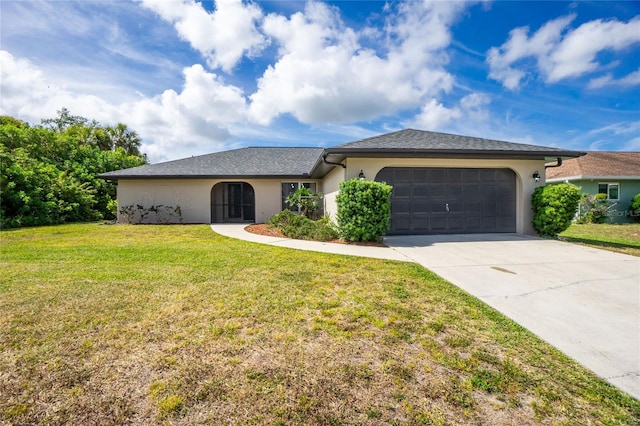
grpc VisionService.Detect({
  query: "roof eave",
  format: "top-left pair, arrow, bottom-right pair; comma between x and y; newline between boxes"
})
323,148 -> 584,160
547,175 -> 640,182
98,173 -> 315,180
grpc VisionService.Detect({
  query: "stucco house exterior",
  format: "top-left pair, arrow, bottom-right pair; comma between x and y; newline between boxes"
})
100,129 -> 583,235
546,151 -> 640,223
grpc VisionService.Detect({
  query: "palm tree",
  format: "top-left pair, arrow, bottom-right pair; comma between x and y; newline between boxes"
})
106,123 -> 141,156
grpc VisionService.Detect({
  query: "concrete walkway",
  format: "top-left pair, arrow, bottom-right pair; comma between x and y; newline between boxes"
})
211,224 -> 640,399
211,224 -> 409,261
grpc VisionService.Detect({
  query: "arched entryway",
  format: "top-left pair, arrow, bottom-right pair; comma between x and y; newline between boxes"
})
210,182 -> 255,223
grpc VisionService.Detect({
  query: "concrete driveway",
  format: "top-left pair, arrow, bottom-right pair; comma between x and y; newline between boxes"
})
384,233 -> 640,400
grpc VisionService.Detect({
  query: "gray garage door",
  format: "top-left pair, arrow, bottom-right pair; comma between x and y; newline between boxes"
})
376,167 -> 516,235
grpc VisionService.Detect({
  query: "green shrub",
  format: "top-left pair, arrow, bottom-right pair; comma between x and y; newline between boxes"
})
629,193 -> 640,223
336,179 -> 392,242
268,211 -> 339,241
531,184 -> 581,237
269,209 -> 296,228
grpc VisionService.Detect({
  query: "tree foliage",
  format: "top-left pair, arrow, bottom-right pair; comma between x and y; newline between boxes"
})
531,184 -> 581,237
0,110 -> 147,228
285,186 -> 323,218
629,193 -> 640,223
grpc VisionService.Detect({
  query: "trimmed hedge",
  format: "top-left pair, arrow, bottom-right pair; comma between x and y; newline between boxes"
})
532,183 -> 581,237
336,179 -> 392,242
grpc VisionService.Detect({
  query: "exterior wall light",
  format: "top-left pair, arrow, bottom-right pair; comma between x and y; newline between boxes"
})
358,170 -> 366,180
532,171 -> 540,182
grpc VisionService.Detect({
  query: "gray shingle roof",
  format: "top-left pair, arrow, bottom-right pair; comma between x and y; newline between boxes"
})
100,129 -> 584,180
326,129 -> 583,157
99,147 -> 324,179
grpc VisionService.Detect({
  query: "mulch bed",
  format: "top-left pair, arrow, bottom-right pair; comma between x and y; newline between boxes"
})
245,224 -> 386,247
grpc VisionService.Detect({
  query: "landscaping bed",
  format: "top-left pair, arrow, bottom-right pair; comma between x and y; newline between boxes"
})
245,223 -> 386,247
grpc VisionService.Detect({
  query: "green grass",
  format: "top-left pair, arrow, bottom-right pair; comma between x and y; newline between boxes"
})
1,223 -> 639,424
560,223 -> 640,257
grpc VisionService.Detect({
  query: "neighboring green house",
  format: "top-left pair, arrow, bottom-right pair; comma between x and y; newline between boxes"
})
546,152 -> 640,223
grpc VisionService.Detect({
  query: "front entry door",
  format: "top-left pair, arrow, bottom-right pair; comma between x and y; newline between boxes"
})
225,183 -> 243,220
211,182 -> 255,223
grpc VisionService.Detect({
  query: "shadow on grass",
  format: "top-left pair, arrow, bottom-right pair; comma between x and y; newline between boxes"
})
561,237 -> 640,256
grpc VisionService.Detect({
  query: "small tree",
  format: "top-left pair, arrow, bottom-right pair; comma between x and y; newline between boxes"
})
577,193 -> 612,224
336,179 -> 392,242
285,187 -> 323,218
531,184 -> 581,237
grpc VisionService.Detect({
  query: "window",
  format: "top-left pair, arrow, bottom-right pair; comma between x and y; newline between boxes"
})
598,183 -> 619,201
281,182 -> 317,211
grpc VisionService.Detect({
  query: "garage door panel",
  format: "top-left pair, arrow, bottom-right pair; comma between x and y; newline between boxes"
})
447,185 -> 463,198
462,169 -> 481,182
447,216 -> 465,232
429,185 -> 446,198
413,199 -> 430,214
376,167 -> 516,235
392,217 -> 411,232
412,215 -> 430,232
447,169 -> 463,183
394,184 -> 412,197
430,169 -> 447,183
429,217 -> 447,232
412,184 -> 429,197
393,200 -> 411,214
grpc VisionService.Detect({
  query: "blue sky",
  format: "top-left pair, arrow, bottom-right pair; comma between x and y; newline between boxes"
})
1,0 -> 638,163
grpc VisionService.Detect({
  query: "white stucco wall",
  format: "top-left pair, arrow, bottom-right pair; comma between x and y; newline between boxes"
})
327,157 -> 545,234
116,178 -> 319,224
320,166 -> 346,221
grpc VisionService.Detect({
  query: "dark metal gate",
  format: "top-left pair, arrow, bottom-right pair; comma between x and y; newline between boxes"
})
211,182 -> 255,223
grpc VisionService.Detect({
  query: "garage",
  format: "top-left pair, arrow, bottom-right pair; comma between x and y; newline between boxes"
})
375,167 -> 516,235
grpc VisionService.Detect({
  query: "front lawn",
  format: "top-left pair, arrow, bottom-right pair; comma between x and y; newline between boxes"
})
560,223 -> 640,257
1,224 -> 638,424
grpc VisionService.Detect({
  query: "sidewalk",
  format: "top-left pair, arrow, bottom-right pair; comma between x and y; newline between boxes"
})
210,223 -> 410,262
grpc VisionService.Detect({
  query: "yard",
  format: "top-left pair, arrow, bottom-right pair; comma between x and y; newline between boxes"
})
560,223 -> 640,257
1,224 -> 638,424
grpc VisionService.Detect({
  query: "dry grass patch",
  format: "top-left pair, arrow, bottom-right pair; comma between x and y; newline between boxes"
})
1,224 -> 638,425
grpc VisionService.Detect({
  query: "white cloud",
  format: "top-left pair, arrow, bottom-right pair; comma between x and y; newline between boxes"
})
0,50 -> 114,124
248,1 -> 466,125
587,69 -> 640,89
487,15 -> 640,90
412,99 -> 462,129
121,64 -> 248,161
411,92 -> 491,130
0,50 -> 249,162
141,0 -> 266,72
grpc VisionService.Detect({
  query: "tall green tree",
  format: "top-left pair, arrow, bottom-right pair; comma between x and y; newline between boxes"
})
0,111 -> 146,228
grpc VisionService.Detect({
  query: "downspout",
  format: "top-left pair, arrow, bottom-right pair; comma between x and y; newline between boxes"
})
544,158 -> 563,169
322,153 -> 346,168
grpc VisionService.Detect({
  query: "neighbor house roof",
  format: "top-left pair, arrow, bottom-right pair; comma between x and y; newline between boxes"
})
99,147 -> 324,179
546,152 -> 640,181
